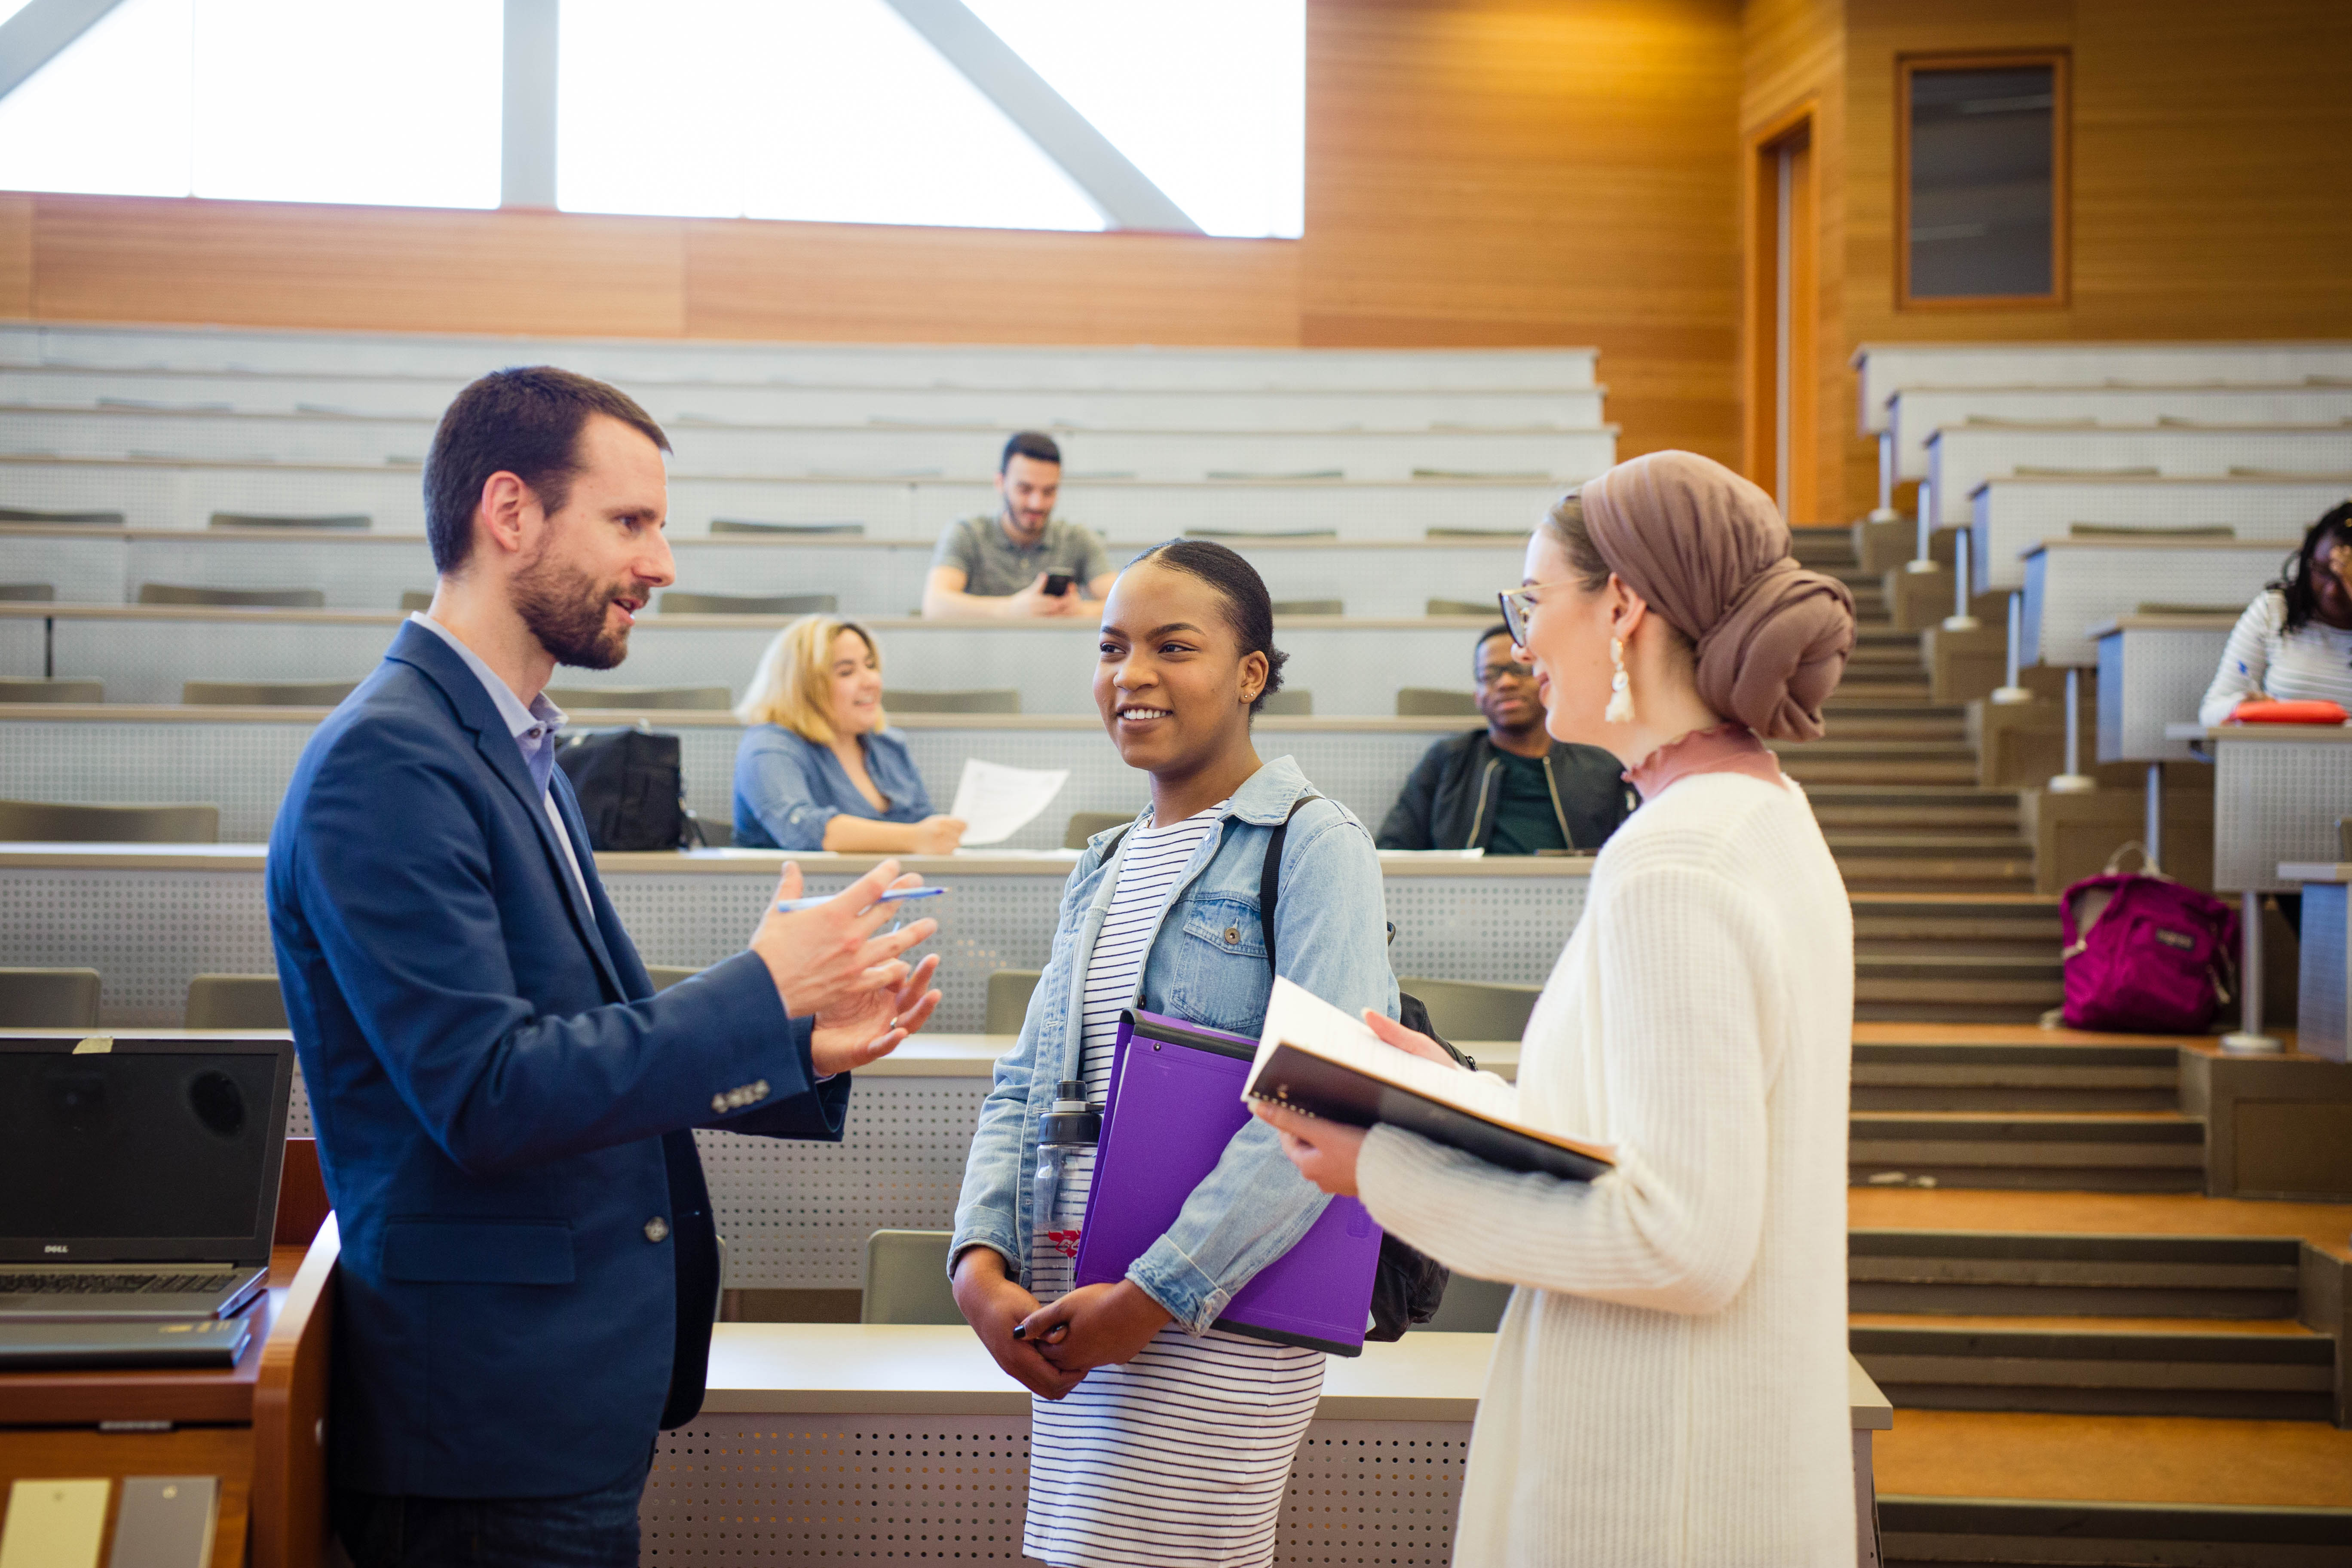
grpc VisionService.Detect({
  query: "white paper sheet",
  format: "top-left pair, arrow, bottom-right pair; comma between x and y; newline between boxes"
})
947,758 -> 1071,846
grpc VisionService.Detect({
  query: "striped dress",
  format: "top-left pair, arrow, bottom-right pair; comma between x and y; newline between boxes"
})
1023,802 -> 1323,1568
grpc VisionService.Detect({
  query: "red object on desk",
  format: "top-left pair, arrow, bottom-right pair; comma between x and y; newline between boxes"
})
2229,699 -> 2350,724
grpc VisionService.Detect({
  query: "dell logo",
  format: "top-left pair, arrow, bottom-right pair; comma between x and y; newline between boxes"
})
43,1244 -> 68,1254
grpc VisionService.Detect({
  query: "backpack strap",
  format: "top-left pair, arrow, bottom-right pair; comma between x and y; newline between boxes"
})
1256,795 -> 1323,979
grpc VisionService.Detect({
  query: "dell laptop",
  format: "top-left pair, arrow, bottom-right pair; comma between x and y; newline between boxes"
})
0,1035 -> 294,1322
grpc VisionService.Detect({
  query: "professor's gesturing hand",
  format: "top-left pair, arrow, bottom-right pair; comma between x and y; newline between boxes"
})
750,860 -> 943,1073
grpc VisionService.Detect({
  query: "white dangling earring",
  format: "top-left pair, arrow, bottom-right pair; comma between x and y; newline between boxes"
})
1604,636 -> 1635,724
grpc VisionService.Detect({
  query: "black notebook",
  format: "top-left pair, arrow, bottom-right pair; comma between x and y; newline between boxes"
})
0,1314 -> 252,1371
1244,979 -> 1614,1184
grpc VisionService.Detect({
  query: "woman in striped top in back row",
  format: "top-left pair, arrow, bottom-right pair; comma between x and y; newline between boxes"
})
949,540 -> 1398,1568
2199,503 -> 2352,726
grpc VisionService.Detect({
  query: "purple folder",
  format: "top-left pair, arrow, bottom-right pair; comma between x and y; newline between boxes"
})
1071,1008 -> 1382,1357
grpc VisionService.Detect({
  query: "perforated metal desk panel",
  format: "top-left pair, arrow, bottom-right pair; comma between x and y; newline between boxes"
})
1923,424 -> 2352,529
2280,863 -> 2349,1064
0,524 -> 1530,617
0,364 -> 1605,432
1887,385 -> 2352,481
0,708 -> 1491,846
1851,340 -> 2352,434
0,404 -> 1615,485
2,605 -> 1519,713
654,1331 -> 1891,1565
4,321 -> 1600,390
2093,617 -> 2237,763
0,846 -> 1589,1032
0,455 -> 1565,541
1968,474 -> 2352,594
2187,726 -> 2352,893
2019,541 -> 2276,668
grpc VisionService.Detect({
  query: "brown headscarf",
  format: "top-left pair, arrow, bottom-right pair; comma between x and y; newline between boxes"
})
1577,450 -> 1856,741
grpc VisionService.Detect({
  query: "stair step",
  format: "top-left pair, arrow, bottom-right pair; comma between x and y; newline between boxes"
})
1878,1497 -> 2352,1567
1851,1319 -> 2335,1421
1829,834 -> 2036,858
1847,1230 -> 2305,1320
1853,1041 -> 2175,1112
1850,1112 -> 2206,1193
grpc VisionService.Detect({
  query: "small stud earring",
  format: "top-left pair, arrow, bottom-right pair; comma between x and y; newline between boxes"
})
1605,636 -> 1635,724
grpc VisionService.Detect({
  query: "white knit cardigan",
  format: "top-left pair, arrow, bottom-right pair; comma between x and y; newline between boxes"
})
1357,771 -> 1855,1568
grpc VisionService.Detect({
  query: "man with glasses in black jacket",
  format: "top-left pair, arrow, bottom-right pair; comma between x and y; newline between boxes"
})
1376,624 -> 1635,854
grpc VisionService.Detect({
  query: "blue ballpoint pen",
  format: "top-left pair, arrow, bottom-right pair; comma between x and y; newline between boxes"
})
773,885 -> 947,914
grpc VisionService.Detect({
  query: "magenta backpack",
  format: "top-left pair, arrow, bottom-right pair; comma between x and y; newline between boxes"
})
2059,845 -> 2239,1034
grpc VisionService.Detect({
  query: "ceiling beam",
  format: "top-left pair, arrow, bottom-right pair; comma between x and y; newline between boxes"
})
879,0 -> 1200,234
0,0 -> 128,104
501,0 -> 560,208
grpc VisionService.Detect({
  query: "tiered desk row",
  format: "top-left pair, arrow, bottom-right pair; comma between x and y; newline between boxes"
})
0,525 -> 1528,615
1854,339 -> 2352,1060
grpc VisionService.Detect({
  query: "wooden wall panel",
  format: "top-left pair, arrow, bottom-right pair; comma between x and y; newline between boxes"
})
1832,0 -> 2352,517
1304,0 -> 1744,466
0,194 -> 31,319
682,220 -> 1298,346
1741,0 -> 1845,519
0,0 -> 1747,465
30,198 -> 689,339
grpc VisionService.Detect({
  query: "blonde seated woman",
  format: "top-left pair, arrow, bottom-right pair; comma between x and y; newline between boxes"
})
731,616 -> 966,854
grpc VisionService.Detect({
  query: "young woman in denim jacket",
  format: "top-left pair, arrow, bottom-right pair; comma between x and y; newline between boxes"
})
949,540 -> 1398,1568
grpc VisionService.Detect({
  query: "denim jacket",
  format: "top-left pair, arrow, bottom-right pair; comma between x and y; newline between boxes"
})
949,756 -> 1400,1334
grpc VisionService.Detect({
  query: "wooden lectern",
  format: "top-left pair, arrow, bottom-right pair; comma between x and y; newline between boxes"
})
0,1140 -> 339,1567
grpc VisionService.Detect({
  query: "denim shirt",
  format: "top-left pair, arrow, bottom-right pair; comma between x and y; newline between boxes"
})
949,756 -> 1400,1334
732,724 -> 934,850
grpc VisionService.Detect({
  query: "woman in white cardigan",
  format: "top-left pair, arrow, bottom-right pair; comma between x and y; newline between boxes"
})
1258,450 -> 1859,1566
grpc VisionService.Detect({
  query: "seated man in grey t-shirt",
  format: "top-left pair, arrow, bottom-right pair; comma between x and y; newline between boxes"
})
921,431 -> 1116,619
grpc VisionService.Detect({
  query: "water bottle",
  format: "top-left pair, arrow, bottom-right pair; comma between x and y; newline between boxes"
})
1032,1079 -> 1102,1256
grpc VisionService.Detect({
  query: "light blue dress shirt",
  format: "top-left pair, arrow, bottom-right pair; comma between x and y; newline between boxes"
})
405,612 -> 590,904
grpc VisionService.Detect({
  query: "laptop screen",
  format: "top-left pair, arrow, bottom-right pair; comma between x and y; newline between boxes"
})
0,1039 -> 292,1263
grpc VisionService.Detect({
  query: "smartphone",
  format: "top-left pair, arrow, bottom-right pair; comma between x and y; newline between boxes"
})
1042,572 -> 1075,598
108,1477 -> 217,1568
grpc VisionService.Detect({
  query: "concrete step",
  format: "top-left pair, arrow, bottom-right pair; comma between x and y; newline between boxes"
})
1852,1112 -> 2206,1193
1851,1317 -> 2336,1422
1879,1496 -> 2352,1568
1847,1231 -> 2305,1320
1853,1040 -> 2177,1113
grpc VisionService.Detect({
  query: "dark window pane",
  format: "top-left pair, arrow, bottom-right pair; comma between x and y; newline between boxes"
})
1908,64 -> 2056,299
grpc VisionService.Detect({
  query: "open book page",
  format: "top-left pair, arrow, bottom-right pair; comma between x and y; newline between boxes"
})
1248,978 -> 1609,1168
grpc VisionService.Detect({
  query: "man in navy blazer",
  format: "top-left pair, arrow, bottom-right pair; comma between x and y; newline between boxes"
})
267,368 -> 942,1567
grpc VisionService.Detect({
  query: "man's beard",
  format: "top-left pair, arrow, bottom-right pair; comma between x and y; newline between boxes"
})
513,542 -> 632,670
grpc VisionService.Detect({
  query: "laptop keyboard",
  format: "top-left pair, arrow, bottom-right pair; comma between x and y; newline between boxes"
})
0,1272 -> 237,1295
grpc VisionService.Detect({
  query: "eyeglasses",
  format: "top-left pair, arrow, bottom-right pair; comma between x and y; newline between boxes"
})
1476,660 -> 1533,687
1496,578 -> 1578,646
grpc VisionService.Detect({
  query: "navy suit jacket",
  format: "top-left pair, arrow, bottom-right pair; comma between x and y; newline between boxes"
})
266,621 -> 851,1498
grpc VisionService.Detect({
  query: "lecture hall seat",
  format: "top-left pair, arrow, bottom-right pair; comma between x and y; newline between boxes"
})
138,582 -> 329,609
985,968 -> 1045,1033
184,973 -> 289,1029
0,506 -> 125,525
882,689 -> 1020,714
183,679 -> 359,706
0,677 -> 104,703
208,511 -> 371,530
1257,689 -> 1313,716
0,583 -> 55,602
0,967 -> 103,1028
1060,814 -> 1134,851
1396,687 -> 1481,717
658,591 -> 839,616
543,685 -> 733,711
861,1230 -> 963,1325
0,799 -> 220,842
1400,975 -> 1543,1044
1271,599 -> 1345,617
709,519 -> 864,536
